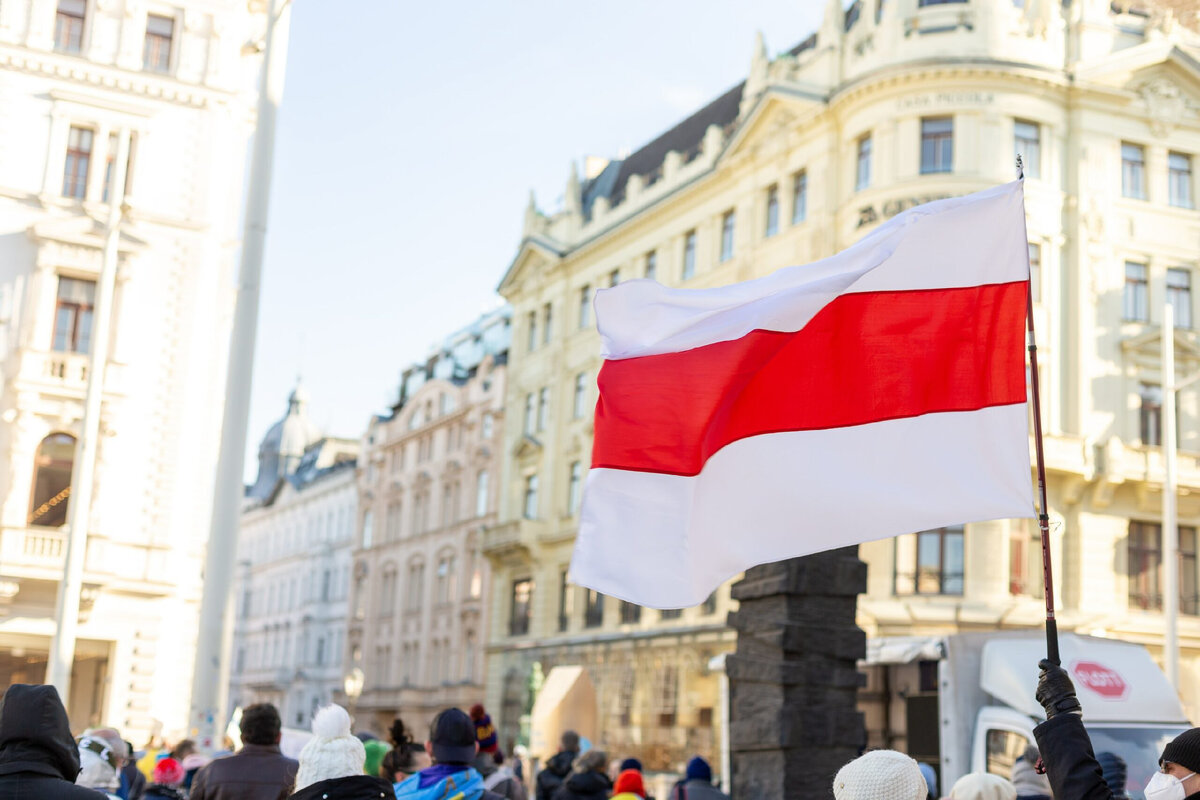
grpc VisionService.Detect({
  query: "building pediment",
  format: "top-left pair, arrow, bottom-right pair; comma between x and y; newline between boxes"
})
29,216 -> 148,252
497,236 -> 566,297
719,88 -> 826,167
1076,43 -> 1200,135
1120,326 -> 1200,370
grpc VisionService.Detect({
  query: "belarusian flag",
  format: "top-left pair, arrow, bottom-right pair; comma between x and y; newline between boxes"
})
571,180 -> 1035,609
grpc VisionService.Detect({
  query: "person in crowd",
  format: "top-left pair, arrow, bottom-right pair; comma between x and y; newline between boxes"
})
136,738 -> 165,783
1035,657 -> 1200,800
535,731 -> 580,800
470,704 -> 526,800
667,756 -> 729,800
918,762 -> 938,800
552,750 -> 611,800
394,707 -> 504,800
832,749 -> 929,800
379,718 -> 430,783
1096,752 -> 1131,799
170,740 -> 196,764
362,737 -> 391,780
290,705 -> 394,800
949,773 -> 1017,800
0,684 -> 106,799
1012,746 -> 1052,800
512,744 -> 528,784
77,728 -> 127,799
118,739 -> 147,800
189,702 -> 299,800
183,752 -> 212,789
612,769 -> 646,799
143,757 -> 188,800
616,758 -> 654,800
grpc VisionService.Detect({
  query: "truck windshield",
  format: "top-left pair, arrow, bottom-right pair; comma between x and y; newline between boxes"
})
1084,725 -> 1189,800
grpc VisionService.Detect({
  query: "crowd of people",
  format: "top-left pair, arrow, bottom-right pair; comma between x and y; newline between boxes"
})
0,686 -> 731,800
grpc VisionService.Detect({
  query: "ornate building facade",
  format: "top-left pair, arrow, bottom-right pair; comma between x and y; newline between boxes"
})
486,0 -> 1200,769
346,307 -> 510,735
0,0 -> 267,737
229,387 -> 358,730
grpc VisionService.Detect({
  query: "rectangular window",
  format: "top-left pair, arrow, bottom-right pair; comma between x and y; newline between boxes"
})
541,302 -> 552,344
1122,142 -> 1146,199
894,526 -> 965,595
792,170 -> 807,223
526,310 -> 537,352
1028,242 -> 1041,304
523,474 -> 539,520
609,269 -> 620,288
578,285 -> 591,329
1169,268 -> 1192,329
1141,384 -> 1163,446
720,210 -> 735,262
523,393 -> 535,436
55,0 -> 86,54
645,250 -> 657,281
1170,152 -> 1193,209
536,387 -> 549,431
856,134 -> 872,190
921,117 -> 954,174
1127,521 -> 1199,613
1124,261 -> 1149,321
475,470 -> 488,517
62,126 -> 93,200
660,608 -> 682,620
568,461 -> 582,515
571,372 -> 589,419
53,277 -> 96,353
558,569 -> 571,632
143,13 -> 174,73
682,230 -> 697,279
584,589 -> 604,628
764,184 -> 779,237
619,600 -> 641,624
1014,120 -> 1041,179
510,579 -> 532,636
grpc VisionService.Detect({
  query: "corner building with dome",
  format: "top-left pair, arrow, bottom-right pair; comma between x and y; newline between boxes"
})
485,0 -> 1200,770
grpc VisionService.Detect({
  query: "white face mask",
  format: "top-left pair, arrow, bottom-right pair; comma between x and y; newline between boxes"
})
1146,770 -> 1196,800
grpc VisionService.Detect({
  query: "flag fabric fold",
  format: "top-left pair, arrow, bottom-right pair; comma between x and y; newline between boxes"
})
570,180 -> 1035,609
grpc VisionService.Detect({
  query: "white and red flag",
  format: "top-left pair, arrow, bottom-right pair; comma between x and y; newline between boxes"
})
571,180 -> 1035,608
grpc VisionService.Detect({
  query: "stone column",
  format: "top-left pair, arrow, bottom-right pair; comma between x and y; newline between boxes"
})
727,547 -> 867,799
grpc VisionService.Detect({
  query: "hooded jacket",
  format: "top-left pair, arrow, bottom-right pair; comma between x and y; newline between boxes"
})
551,769 -> 612,800
0,683 -> 104,800
289,774 -> 394,800
535,751 -> 576,800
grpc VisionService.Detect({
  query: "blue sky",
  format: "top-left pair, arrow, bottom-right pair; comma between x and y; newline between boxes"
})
245,2 -> 826,473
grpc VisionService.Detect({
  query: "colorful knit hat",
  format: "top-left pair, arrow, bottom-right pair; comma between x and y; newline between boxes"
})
469,704 -> 498,753
152,757 -> 185,787
614,769 -> 646,797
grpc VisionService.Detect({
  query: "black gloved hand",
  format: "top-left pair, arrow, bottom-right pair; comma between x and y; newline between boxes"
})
1036,658 -> 1082,719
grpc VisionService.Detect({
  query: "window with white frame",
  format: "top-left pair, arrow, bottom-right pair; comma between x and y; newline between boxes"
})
578,284 -> 592,329
645,250 -> 657,281
542,302 -> 552,344
143,13 -> 174,73
720,210 -> 735,262
765,184 -> 779,237
573,372 -> 588,419
1014,120 -> 1040,179
1124,261 -> 1149,321
62,126 -> 94,200
526,310 -> 537,352
856,134 -> 872,190
55,0 -> 86,54
921,117 -> 953,174
792,170 -> 807,223
682,230 -> 697,279
1122,143 -> 1146,199
1169,268 -> 1192,329
475,470 -> 489,517
1170,152 -> 1193,209
568,461 -> 582,516
1140,383 -> 1163,446
523,474 -> 539,520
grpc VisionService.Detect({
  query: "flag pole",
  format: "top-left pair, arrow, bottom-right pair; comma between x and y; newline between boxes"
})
1018,155 -> 1061,666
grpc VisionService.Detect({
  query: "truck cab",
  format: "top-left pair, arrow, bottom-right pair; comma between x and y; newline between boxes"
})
860,632 -> 1191,799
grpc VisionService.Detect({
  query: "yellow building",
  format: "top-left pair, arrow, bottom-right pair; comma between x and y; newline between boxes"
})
485,0 -> 1200,766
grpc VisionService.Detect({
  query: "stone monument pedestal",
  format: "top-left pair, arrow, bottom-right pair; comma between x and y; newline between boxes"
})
727,547 -> 867,799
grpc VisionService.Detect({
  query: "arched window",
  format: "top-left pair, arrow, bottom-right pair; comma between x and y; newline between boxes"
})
29,433 -> 75,527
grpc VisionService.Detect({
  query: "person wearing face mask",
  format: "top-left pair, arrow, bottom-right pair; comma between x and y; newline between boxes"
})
1033,658 -> 1200,800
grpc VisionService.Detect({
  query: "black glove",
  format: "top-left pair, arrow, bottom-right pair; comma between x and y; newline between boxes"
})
1036,658 -> 1082,719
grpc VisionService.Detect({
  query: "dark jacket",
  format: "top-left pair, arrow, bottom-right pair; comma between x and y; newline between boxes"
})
290,775 -> 395,800
1033,714 -> 1116,800
143,786 -> 188,800
120,760 -> 147,800
535,752 -> 576,800
188,743 -> 299,800
0,683 -> 103,800
473,753 -> 527,800
668,780 -> 730,800
551,770 -> 611,800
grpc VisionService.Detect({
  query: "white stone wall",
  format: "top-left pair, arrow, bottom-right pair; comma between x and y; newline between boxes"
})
0,0 -> 264,739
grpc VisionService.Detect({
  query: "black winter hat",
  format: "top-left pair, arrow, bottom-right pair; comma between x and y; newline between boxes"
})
428,708 -> 476,765
1161,728 -> 1200,774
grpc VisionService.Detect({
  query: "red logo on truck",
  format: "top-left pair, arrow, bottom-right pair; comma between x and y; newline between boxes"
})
1070,661 -> 1129,699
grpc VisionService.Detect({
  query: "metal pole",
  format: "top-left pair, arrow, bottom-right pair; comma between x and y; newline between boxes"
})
46,129 -> 131,698
1163,302 -> 1180,691
188,0 -> 292,749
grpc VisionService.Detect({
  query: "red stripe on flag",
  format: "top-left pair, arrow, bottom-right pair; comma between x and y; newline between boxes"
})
592,280 -> 1028,476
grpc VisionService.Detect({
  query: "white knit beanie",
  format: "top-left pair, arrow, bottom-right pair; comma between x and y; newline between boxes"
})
294,705 -> 366,792
949,772 -> 1017,800
832,750 -> 928,800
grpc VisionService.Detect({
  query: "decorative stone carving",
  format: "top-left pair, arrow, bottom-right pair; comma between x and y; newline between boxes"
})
1139,79 -> 1187,138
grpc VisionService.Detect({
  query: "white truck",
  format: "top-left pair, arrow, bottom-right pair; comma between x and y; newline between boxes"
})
859,632 -> 1191,799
